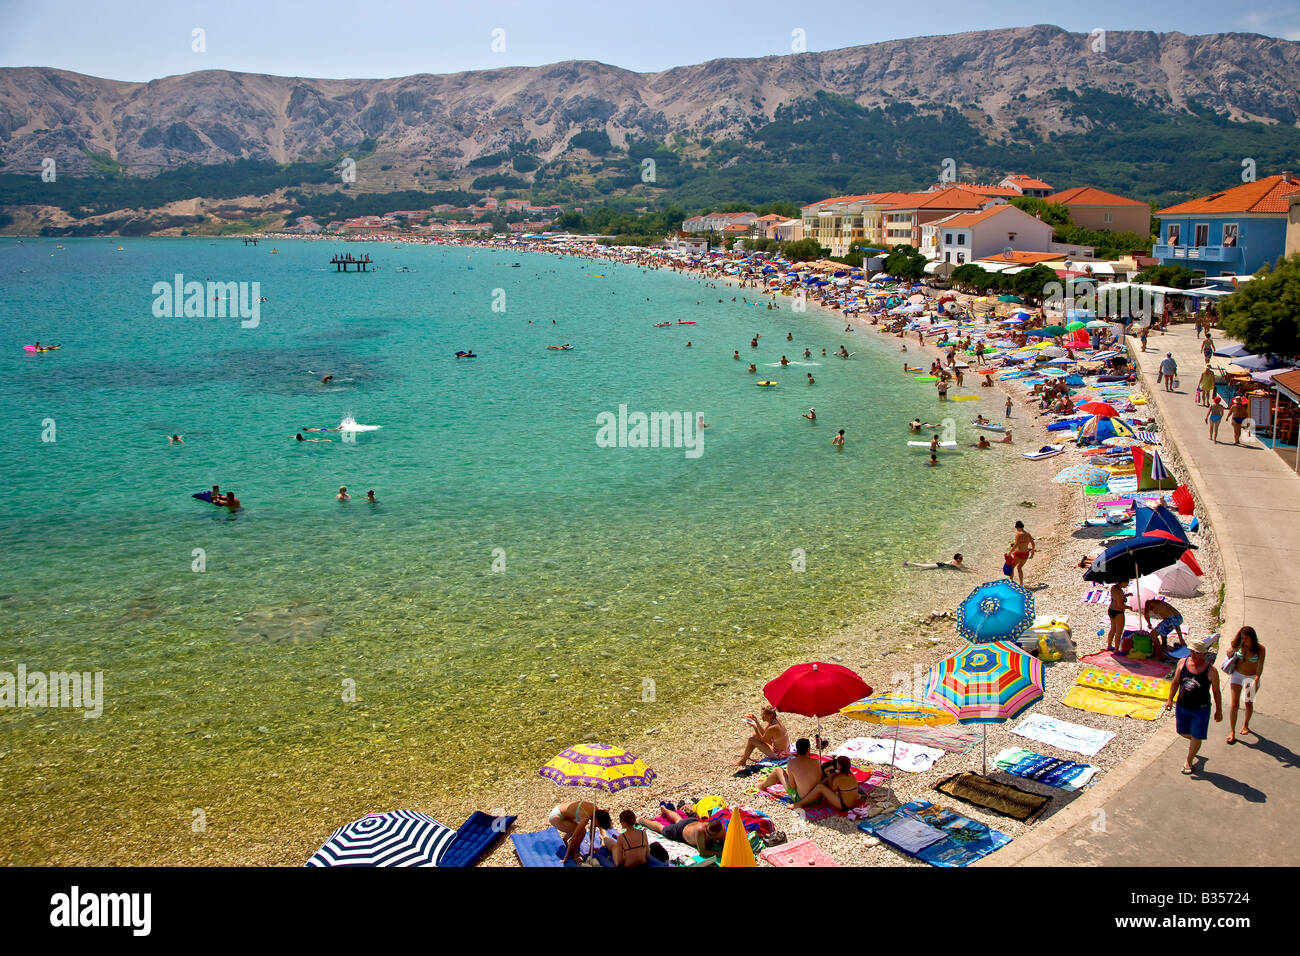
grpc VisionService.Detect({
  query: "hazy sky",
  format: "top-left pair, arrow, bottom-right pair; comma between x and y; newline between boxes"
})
3,0 -> 1298,81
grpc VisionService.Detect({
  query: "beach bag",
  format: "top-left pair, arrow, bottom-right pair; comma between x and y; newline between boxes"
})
1002,553 -> 1014,577
1220,654 -> 1238,675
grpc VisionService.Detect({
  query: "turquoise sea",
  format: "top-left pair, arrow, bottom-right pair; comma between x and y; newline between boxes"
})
0,238 -> 1005,862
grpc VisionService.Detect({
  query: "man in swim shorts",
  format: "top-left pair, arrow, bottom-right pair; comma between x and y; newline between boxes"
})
760,738 -> 821,808
1143,598 -> 1185,647
640,809 -> 725,855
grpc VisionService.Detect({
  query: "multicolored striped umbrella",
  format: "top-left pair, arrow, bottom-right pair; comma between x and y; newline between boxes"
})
925,642 -> 1044,772
539,743 -> 657,792
956,580 -> 1036,644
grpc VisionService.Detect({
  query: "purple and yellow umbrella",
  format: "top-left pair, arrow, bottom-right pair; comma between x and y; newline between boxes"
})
925,641 -> 1044,772
539,743 -> 656,792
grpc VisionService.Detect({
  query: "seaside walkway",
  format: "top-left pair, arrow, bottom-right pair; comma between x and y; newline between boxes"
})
991,323 -> 1300,866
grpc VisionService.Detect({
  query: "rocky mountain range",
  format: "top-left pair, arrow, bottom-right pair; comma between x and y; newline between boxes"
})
2,24 -> 1299,232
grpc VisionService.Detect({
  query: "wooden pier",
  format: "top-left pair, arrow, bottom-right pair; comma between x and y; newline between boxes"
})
330,253 -> 373,272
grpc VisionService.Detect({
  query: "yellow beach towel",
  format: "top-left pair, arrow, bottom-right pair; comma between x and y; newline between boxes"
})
1077,666 -> 1170,700
1061,686 -> 1164,719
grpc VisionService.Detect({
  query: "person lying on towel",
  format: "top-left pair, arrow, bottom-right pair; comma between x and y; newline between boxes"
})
638,808 -> 725,856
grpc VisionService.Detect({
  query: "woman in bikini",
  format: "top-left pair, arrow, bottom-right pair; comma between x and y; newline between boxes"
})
1206,396 -> 1224,442
1225,626 -> 1265,745
733,705 -> 791,766
791,756 -> 862,812
1229,396 -> 1249,444
1106,580 -> 1128,651
1009,521 -> 1035,587
608,810 -> 650,867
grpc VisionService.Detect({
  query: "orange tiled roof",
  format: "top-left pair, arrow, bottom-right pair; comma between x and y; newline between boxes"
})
1045,187 -> 1147,207
1004,174 -> 1054,190
1156,174 -> 1300,215
885,187 -> 993,211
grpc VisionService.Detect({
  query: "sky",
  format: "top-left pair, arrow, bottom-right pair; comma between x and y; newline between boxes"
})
2,0 -> 1298,81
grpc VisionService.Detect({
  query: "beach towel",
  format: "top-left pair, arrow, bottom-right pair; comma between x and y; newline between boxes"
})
934,772 -> 1052,822
1012,713 -> 1115,756
881,724 -> 980,754
645,832 -> 697,864
707,806 -> 775,837
759,838 -> 839,867
438,811 -> 517,867
858,801 -> 1012,867
1061,685 -> 1164,720
876,818 -> 948,854
1080,650 -> 1173,680
993,747 -> 1099,791
732,756 -> 785,777
1076,666 -> 1170,700
834,737 -> 945,772
757,785 -> 837,821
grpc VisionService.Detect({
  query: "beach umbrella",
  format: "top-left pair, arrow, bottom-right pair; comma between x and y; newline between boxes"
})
1040,325 -> 1068,337
540,743 -> 657,859
924,642 -> 1044,772
840,691 -> 958,801
1079,401 -> 1121,417
1133,503 -> 1191,546
998,295 -> 1024,303
1084,532 -> 1195,589
956,580 -> 1036,645
1065,321 -> 1087,331
306,810 -> 456,867
1086,320 -> 1113,330
1054,462 -> 1111,486
1149,449 -> 1171,483
765,662 -> 871,754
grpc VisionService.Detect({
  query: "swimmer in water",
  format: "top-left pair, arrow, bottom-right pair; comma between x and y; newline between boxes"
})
803,408 -> 816,421
780,356 -> 789,366
803,348 -> 811,358
220,490 -> 241,511
832,429 -> 845,448
296,433 -> 331,443
698,415 -> 708,429
786,333 -> 793,341
733,350 -> 740,360
686,341 -> 692,347
807,373 -> 815,385
927,453 -> 940,467
976,435 -> 991,449
750,338 -> 758,348
748,364 -> 757,374
838,346 -> 849,358
929,435 -> 941,453
909,419 -> 922,433
366,490 -> 377,502
904,554 -> 964,570
168,434 -> 183,444
321,375 -> 334,384
999,429 -> 1013,444
337,486 -> 351,501
821,349 -> 827,357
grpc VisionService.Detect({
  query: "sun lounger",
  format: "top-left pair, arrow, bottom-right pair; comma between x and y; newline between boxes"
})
438,811 -> 517,867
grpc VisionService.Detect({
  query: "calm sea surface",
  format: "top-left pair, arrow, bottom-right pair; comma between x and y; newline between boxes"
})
0,237 -> 1004,860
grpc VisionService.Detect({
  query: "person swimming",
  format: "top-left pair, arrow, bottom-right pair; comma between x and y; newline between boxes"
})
976,435 -> 991,449
909,419 -> 922,432
168,434 -> 183,444
366,490 -> 377,502
780,356 -> 789,366
904,554 -> 964,570
295,433 -> 330,443
747,363 -> 757,374
802,407 -> 816,421
337,486 -> 351,501
927,453 -> 940,466
807,373 -> 815,385
803,348 -> 811,358
321,375 -> 334,384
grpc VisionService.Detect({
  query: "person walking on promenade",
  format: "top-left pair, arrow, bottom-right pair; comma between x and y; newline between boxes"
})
1224,626 -> 1265,745
1229,395 -> 1250,444
1202,335 -> 1215,365
1198,365 -> 1216,407
1163,638 -> 1222,775
1159,352 -> 1178,392
1206,395 -> 1225,442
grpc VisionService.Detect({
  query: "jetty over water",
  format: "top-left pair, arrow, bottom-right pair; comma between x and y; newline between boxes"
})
330,253 -> 373,272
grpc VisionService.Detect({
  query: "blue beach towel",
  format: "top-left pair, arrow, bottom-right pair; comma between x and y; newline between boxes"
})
859,800 -> 1011,867
439,811 -> 517,868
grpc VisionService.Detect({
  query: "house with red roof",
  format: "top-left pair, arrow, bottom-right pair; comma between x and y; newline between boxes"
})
880,187 -> 1002,249
1153,172 -> 1300,276
1044,187 -> 1149,235
920,204 -> 1055,265
1000,174 -> 1054,198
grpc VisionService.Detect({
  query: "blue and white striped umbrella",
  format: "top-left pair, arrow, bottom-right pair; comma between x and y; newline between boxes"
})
306,810 -> 455,867
1149,450 -> 1169,482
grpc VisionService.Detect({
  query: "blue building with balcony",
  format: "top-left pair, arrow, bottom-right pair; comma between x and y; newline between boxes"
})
1153,173 -> 1300,277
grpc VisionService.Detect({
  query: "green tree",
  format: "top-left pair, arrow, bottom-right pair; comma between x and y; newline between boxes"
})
1133,264 -> 1199,289
884,244 -> 927,280
1220,254 -> 1300,358
1012,265 -> 1060,302
781,237 -> 827,261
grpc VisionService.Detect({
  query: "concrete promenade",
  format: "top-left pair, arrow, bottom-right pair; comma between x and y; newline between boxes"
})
991,323 -> 1300,866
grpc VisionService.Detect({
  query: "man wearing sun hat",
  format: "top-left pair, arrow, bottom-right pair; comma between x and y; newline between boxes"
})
1163,638 -> 1222,775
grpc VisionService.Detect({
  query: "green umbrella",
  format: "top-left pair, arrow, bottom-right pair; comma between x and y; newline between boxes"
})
1038,325 -> 1068,337
1065,321 -> 1087,331
997,295 -> 1023,303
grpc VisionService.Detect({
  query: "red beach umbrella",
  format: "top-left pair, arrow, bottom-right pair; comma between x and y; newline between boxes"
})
1078,401 -> 1120,417
764,662 -> 870,754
